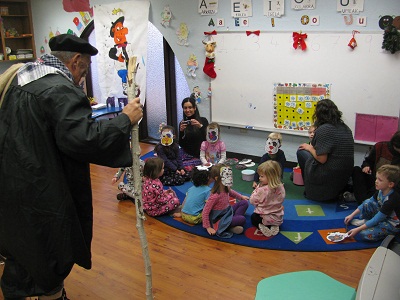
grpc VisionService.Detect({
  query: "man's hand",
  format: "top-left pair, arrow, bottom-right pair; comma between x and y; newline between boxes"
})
122,97 -> 143,124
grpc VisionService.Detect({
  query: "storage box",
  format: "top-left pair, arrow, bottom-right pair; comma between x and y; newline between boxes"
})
293,167 -> 304,186
241,169 -> 255,181
0,7 -> 9,15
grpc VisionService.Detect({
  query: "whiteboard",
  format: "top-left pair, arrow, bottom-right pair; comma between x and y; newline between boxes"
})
211,31 -> 400,135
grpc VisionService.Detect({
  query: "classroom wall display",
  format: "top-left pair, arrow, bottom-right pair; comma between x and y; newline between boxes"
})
354,113 -> 399,142
93,1 -> 149,102
274,82 -> 330,131
210,31 -> 400,140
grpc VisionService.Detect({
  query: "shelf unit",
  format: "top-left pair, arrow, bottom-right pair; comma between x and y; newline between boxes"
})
0,0 -> 35,63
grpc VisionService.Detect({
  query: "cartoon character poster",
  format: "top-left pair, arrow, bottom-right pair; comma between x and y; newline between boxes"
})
94,1 -> 149,103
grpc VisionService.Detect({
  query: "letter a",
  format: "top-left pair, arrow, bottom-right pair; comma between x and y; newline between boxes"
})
200,0 -> 207,9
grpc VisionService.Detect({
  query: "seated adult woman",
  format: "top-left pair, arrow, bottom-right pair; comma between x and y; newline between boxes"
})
179,96 -> 209,169
296,99 -> 354,201
347,130 -> 400,203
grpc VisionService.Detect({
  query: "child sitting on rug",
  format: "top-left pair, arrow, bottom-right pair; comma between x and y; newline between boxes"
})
250,160 -> 285,237
344,164 -> 400,242
181,168 -> 212,224
202,164 -> 249,238
142,157 -> 181,217
155,124 -> 190,186
111,160 -> 144,201
253,132 -> 286,188
200,122 -> 227,166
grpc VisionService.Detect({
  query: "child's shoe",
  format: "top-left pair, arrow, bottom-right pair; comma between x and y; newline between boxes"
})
343,191 -> 356,203
351,218 -> 366,226
229,226 -> 244,234
258,223 -> 272,237
269,225 -> 280,236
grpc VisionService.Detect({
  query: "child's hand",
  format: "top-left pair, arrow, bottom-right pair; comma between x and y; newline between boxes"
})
179,169 -> 186,175
242,195 -> 250,201
112,177 -> 117,184
252,181 -> 258,189
207,227 -> 216,235
344,215 -> 353,225
347,227 -> 361,238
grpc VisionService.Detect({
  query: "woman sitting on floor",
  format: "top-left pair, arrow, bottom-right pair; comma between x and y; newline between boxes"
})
296,99 -> 354,201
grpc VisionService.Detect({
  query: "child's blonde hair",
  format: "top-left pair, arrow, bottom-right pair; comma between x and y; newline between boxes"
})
143,157 -> 164,179
268,132 -> 282,144
257,160 -> 282,189
376,164 -> 400,186
210,163 -> 229,194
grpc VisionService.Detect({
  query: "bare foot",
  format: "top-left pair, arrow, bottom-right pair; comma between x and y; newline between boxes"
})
172,212 -> 181,218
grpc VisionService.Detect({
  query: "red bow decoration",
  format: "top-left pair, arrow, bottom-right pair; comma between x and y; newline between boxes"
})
293,31 -> 307,51
246,30 -> 260,36
348,30 -> 360,50
204,30 -> 217,36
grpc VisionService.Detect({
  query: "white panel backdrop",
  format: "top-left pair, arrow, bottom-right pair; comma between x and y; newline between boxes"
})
94,0 -> 149,104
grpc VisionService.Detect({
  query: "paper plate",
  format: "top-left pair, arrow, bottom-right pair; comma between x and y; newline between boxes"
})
244,162 -> 255,167
239,159 -> 252,165
196,164 -> 213,171
326,232 -> 349,243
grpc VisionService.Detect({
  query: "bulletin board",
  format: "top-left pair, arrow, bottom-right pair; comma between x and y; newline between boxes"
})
274,82 -> 330,130
210,31 -> 400,138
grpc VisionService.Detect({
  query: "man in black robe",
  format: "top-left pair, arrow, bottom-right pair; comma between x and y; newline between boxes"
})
0,34 -> 143,299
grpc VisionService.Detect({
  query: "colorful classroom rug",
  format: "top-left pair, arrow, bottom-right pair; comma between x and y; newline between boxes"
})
140,151 -> 382,252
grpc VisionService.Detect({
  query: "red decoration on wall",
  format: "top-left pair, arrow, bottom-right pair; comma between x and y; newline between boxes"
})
293,31 -> 308,51
246,30 -> 260,36
63,0 -> 93,15
204,30 -> 217,35
348,30 -> 360,50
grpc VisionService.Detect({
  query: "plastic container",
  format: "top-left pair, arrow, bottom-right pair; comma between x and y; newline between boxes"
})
241,169 -> 255,181
293,167 -> 304,186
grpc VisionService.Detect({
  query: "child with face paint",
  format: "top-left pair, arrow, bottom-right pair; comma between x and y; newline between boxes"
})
200,122 -> 227,166
202,164 -> 249,238
252,132 -> 286,189
155,125 -> 190,186
250,160 -> 286,237
142,157 -> 181,217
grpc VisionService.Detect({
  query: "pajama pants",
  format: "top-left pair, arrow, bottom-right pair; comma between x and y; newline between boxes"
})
358,198 -> 400,241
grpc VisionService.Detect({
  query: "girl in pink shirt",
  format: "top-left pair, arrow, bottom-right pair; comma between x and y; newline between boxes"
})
202,164 -> 249,238
250,160 -> 285,237
200,122 -> 227,165
142,157 -> 181,217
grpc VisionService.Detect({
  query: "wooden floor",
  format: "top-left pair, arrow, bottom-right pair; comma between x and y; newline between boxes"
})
0,143 -> 376,300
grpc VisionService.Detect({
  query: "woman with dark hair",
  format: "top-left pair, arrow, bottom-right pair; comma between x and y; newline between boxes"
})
345,130 -> 400,204
179,96 -> 209,169
296,99 -> 354,201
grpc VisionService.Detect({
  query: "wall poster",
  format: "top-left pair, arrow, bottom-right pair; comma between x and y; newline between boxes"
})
273,82 -> 331,131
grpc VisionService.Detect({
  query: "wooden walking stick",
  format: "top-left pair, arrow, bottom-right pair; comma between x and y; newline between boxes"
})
127,56 -> 153,299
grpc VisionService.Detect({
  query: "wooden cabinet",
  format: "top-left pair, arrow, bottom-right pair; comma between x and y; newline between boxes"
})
0,0 -> 35,63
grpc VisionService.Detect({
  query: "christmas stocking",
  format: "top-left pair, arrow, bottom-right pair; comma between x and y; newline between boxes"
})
203,57 -> 216,78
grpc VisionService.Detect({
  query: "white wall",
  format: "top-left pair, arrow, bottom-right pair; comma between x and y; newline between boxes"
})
30,0 -> 400,164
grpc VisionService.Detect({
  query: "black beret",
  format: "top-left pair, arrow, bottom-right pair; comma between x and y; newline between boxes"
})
49,34 -> 98,56
110,16 -> 125,37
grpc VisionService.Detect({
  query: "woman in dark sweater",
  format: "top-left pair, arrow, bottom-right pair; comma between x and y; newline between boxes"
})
296,99 -> 354,201
179,96 -> 209,168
